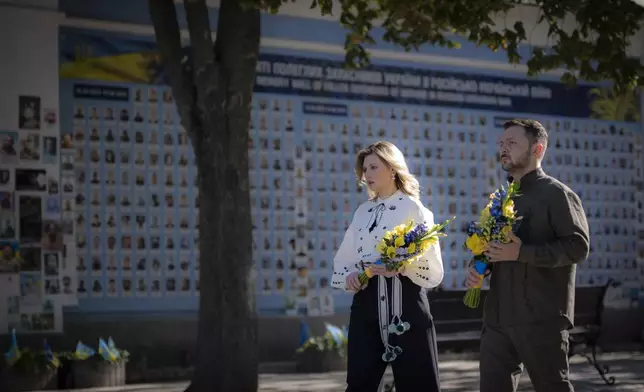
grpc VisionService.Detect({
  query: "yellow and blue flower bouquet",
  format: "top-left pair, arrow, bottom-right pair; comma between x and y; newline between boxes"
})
358,217 -> 453,285
463,182 -> 521,308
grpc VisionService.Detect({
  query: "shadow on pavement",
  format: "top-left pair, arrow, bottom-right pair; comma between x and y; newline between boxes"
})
49,351 -> 644,392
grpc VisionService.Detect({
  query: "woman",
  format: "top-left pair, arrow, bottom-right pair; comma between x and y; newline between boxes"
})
331,141 -> 444,392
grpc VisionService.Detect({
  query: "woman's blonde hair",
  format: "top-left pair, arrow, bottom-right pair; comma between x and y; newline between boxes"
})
355,141 -> 420,200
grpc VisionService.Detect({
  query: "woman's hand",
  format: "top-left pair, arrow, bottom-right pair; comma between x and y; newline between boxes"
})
369,264 -> 404,278
346,271 -> 365,292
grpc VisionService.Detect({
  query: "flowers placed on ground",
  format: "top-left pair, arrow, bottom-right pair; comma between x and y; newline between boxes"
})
296,322 -> 347,356
62,337 -> 128,364
3,330 -> 61,374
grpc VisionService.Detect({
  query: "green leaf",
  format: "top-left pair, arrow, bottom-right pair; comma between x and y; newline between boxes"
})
323,0 -> 644,90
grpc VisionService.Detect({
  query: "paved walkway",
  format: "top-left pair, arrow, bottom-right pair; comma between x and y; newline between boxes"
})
46,352 -> 644,392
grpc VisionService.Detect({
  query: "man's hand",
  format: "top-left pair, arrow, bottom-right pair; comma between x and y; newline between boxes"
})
369,264 -> 403,278
346,271 -> 365,292
484,232 -> 522,262
466,267 -> 484,289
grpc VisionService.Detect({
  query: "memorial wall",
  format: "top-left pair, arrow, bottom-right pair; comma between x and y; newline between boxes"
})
0,5 -> 71,334
0,1 -> 642,335
51,26 -> 644,319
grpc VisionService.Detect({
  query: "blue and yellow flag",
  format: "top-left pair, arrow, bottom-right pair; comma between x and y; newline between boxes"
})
299,321 -> 311,346
74,341 -> 96,360
43,340 -> 60,368
4,329 -> 21,366
107,337 -> 121,359
98,338 -> 117,361
324,323 -> 345,345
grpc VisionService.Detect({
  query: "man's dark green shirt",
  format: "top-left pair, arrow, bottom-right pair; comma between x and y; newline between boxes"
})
483,168 -> 590,327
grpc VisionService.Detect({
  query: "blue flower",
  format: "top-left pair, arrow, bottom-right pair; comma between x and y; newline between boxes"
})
467,222 -> 479,236
405,223 -> 428,243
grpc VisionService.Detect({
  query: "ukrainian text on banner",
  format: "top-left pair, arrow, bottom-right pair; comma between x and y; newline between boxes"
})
60,27 -> 639,122
254,54 -> 639,121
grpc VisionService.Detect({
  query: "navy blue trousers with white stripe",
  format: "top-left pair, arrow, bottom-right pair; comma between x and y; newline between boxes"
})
345,275 -> 441,392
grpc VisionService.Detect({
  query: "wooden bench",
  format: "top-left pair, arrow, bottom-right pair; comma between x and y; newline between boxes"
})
568,279 -> 618,385
430,289 -> 485,350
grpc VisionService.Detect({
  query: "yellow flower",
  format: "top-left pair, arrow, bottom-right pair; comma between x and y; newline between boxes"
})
407,242 -> 416,254
386,246 -> 396,259
394,224 -> 406,236
502,199 -> 515,217
500,225 -> 513,238
376,239 -> 387,254
465,233 -> 487,256
394,235 -> 405,248
419,239 -> 433,252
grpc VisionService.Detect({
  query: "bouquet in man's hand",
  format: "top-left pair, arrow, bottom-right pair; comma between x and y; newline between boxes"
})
463,182 -> 521,308
358,217 -> 453,285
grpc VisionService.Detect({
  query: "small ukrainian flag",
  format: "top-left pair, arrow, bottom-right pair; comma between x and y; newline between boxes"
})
4,329 -> 21,366
107,337 -> 121,359
43,340 -> 61,368
299,321 -> 311,347
324,323 -> 345,345
98,338 -> 117,361
74,341 -> 96,360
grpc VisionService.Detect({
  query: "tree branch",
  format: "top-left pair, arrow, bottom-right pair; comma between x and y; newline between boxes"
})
183,0 -> 220,116
148,0 -> 200,142
319,0 -> 644,90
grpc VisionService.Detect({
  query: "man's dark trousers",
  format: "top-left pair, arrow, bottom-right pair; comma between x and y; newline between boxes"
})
479,321 -> 573,392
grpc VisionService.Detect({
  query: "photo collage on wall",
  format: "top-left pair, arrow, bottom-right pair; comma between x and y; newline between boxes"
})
252,97 -> 644,306
0,95 -> 71,334
62,86 -> 200,302
62,86 -> 644,317
55,25 -> 643,315
527,119 -> 644,291
249,96 -> 337,316
290,104 -> 501,295
249,97 -> 506,314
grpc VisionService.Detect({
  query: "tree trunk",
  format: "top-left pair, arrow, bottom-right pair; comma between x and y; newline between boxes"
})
149,0 -> 260,391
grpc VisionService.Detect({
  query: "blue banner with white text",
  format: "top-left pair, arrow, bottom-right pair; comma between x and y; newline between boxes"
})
60,27 -> 639,122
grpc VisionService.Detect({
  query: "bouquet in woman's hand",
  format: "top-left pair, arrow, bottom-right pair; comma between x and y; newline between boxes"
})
463,182 -> 521,308
358,217 -> 453,285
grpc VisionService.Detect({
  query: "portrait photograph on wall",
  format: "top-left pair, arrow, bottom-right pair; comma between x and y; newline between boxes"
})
18,95 -> 41,130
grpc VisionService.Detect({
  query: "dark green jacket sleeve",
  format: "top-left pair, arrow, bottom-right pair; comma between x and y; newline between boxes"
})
517,187 -> 590,268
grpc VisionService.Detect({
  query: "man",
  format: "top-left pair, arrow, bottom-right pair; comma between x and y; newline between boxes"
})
467,119 -> 590,392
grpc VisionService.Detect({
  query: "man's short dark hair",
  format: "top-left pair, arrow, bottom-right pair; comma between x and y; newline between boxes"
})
503,119 -> 548,147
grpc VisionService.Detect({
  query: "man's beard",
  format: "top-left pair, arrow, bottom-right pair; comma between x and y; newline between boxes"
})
501,151 -> 530,172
